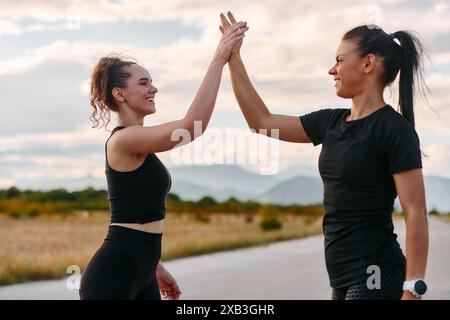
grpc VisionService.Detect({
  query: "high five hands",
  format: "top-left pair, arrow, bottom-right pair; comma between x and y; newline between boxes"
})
219,11 -> 247,59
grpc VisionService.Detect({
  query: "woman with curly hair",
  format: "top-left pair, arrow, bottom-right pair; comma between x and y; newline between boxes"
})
79,20 -> 248,300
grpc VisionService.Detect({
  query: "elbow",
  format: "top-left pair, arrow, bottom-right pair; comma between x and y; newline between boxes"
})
182,117 -> 207,142
244,114 -> 263,132
248,118 -> 261,130
403,206 -> 428,223
247,114 -> 270,133
247,122 -> 259,132
245,123 -> 262,136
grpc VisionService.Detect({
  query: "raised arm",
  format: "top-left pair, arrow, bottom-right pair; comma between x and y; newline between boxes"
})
221,12 -> 311,143
115,21 -> 248,155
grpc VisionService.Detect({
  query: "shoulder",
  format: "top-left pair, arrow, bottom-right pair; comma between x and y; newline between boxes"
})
318,107 -> 349,126
383,105 -> 410,122
314,107 -> 349,116
300,107 -> 348,121
321,107 -> 349,117
373,105 -> 420,148
106,127 -> 136,157
299,107 -> 349,133
381,106 -> 418,135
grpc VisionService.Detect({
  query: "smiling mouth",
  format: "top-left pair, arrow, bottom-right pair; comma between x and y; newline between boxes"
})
146,97 -> 155,103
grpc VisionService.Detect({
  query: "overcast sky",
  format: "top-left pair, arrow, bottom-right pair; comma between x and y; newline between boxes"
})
1,0 -> 450,190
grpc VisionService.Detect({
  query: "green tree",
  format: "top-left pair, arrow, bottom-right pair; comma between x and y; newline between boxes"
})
429,208 -> 440,216
196,196 -> 217,209
6,186 -> 20,198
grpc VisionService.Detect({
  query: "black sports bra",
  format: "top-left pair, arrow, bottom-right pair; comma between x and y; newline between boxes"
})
105,126 -> 172,223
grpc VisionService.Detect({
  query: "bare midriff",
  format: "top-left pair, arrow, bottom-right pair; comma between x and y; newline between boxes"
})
110,219 -> 164,234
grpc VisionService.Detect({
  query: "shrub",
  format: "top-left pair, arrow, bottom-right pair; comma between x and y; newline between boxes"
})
193,212 -> 211,223
244,213 -> 254,223
428,208 -> 440,216
27,208 -> 40,218
258,204 -> 282,231
8,211 -> 21,219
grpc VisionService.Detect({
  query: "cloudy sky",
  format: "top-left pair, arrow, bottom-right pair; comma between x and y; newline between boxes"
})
1,0 -> 450,190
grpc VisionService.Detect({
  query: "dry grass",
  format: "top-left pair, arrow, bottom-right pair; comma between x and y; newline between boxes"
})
0,211 -> 322,285
437,215 -> 450,223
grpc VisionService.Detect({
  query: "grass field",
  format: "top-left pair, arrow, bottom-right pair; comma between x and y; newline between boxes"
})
0,211 -> 323,285
437,214 -> 450,223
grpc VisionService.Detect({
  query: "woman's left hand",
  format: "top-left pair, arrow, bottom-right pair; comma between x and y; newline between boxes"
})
156,263 -> 182,300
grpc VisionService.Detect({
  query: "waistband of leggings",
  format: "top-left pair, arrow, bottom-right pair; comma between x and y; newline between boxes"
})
106,225 -> 162,241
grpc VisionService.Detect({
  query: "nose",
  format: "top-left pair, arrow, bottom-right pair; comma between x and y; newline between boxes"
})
328,66 -> 336,76
150,84 -> 158,94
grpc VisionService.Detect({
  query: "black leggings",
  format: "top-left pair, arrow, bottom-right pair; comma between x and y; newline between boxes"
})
79,225 -> 162,300
331,269 -> 406,300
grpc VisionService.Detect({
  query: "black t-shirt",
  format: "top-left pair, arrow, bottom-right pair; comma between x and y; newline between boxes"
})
299,104 -> 422,288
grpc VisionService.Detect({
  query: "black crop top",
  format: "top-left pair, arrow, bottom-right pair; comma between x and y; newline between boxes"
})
105,126 -> 172,224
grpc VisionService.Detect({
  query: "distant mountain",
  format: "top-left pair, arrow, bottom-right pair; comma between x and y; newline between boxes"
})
258,175 -> 450,212
12,165 -> 450,213
170,180 -> 257,202
169,164 -> 278,194
260,176 -> 323,205
167,165 -> 319,206
16,174 -> 106,192
170,180 -> 212,201
170,166 -> 450,213
270,164 -> 320,182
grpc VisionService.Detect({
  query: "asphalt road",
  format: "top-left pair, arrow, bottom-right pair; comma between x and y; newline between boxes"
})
0,216 -> 448,300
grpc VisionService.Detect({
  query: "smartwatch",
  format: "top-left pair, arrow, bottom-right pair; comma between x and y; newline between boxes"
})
403,279 -> 428,297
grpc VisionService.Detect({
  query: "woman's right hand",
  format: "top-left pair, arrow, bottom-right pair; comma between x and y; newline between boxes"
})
213,19 -> 248,65
219,12 -> 243,56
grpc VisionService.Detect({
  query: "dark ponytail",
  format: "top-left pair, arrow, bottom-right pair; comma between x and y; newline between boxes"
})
343,26 -> 429,129
393,30 -> 428,128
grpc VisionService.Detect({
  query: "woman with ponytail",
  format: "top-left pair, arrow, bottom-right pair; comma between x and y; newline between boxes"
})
79,20 -> 248,300
220,12 -> 429,300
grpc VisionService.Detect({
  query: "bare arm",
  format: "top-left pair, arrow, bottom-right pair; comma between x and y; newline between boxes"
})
221,12 -> 311,143
115,21 -> 248,155
228,54 -> 311,143
393,168 -> 429,300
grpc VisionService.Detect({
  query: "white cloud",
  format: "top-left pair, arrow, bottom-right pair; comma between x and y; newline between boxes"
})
0,178 -> 16,189
1,0 -> 450,188
0,18 -> 23,35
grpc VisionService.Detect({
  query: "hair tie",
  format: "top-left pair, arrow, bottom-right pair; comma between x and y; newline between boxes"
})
389,33 -> 402,47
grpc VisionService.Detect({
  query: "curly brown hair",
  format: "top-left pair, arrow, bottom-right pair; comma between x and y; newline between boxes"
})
89,53 -> 136,130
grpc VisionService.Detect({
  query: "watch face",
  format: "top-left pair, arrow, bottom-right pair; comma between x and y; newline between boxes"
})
414,280 -> 427,295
